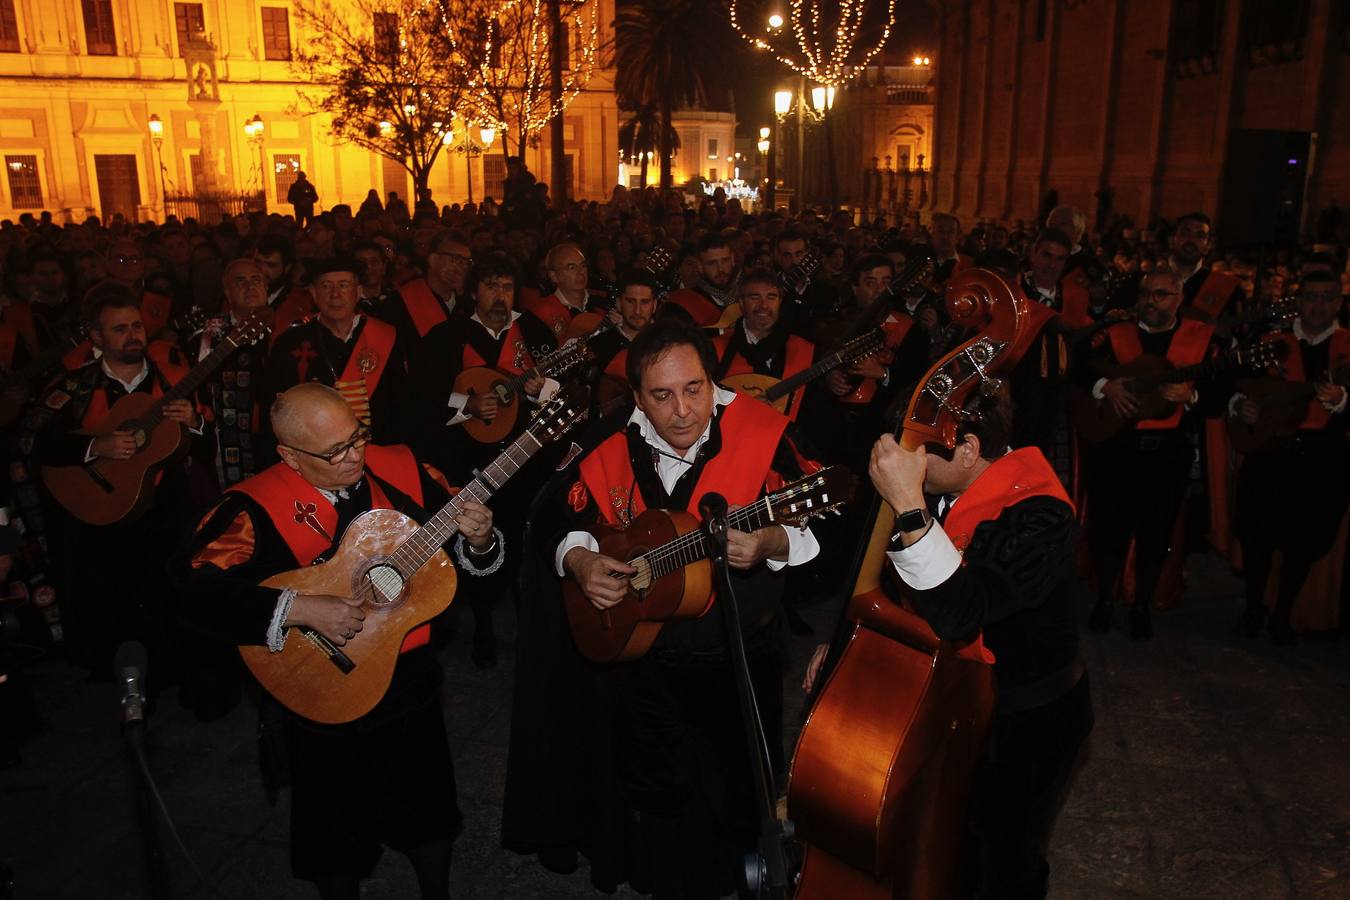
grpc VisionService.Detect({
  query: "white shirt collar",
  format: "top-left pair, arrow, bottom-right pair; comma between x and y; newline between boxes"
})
555,289 -> 586,312
628,386 -> 738,492
1169,256 -> 1203,284
470,309 -> 522,340
101,358 -> 150,392
1293,319 -> 1341,346
742,319 -> 768,345
320,314 -> 362,343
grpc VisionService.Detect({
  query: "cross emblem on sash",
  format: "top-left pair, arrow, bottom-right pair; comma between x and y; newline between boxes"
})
291,341 -> 318,383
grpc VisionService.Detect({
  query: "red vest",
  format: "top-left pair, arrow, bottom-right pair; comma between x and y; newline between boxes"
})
603,347 -> 629,381
229,444 -> 431,653
273,288 -> 315,336
1,300 -> 38,354
713,331 -> 815,420
523,292 -> 582,343
462,321 -> 537,374
579,395 -> 789,530
332,318 -> 397,426
140,291 -> 173,337
81,355 -> 192,430
932,447 -> 1072,666
1106,318 -> 1214,429
1188,270 -> 1241,319
1262,328 -> 1350,431
665,288 -> 725,327
397,279 -> 449,338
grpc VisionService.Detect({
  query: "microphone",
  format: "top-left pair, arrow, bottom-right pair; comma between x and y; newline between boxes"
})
699,492 -> 730,558
114,640 -> 147,727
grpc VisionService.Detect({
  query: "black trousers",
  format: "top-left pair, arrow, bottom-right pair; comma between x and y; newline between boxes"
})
1085,433 -> 1192,609
973,674 -> 1094,900
1236,437 -> 1350,623
614,644 -> 784,900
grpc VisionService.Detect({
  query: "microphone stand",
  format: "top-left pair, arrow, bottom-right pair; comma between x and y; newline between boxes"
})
701,495 -> 792,900
121,674 -> 171,899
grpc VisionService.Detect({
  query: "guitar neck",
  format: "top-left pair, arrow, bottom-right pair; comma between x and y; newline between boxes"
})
633,498 -> 773,582
389,427 -> 544,571
141,332 -> 245,428
763,338 -> 876,402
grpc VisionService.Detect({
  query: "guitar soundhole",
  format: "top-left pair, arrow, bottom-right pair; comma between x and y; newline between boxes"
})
362,563 -> 405,606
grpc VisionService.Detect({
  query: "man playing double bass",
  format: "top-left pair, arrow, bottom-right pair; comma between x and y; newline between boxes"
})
174,383 -> 502,900
808,383 -> 1091,900
553,319 -> 822,898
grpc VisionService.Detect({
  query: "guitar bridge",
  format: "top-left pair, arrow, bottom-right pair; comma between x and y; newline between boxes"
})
299,627 -> 356,674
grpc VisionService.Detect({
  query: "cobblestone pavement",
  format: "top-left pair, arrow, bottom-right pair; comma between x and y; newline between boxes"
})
2,552 -> 1347,899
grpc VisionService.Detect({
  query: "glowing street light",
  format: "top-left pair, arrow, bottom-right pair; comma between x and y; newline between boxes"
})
147,114 -> 167,214
767,13 -> 783,29
774,90 -> 793,116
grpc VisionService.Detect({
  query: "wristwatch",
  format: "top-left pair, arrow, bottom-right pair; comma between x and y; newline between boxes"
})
895,507 -> 929,534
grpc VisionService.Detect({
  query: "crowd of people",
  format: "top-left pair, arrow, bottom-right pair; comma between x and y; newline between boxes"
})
0,156 -> 1345,899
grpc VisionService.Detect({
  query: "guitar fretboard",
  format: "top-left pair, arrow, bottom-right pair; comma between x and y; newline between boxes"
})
135,325 -> 259,431
634,498 -> 774,582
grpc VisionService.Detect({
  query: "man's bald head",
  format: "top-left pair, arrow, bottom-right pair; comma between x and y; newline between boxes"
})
270,383 -> 357,447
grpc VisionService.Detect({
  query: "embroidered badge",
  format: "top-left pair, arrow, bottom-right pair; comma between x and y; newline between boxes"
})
609,486 -> 633,528
511,339 -> 527,371
552,318 -> 565,335
568,479 -> 588,512
45,390 -> 70,410
293,500 -> 333,542
357,347 -> 379,375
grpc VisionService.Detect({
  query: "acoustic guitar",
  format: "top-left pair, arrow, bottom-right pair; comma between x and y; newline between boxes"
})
1070,338 -> 1283,442
788,269 -> 1024,899
240,383 -> 590,724
1228,363 -> 1350,454
562,247 -> 675,342
453,319 -> 611,444
41,316 -> 269,526
563,466 -> 856,663
722,329 -> 886,414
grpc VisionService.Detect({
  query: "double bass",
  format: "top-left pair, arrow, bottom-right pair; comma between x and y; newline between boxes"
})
787,270 -> 1028,898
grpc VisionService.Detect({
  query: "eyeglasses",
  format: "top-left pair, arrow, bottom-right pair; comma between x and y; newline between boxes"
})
284,425 -> 371,466
432,250 -> 472,265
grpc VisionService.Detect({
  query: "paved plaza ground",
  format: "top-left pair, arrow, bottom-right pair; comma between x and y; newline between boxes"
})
2,552 -> 1348,899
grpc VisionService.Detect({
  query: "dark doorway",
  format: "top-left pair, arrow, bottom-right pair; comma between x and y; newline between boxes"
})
1218,129 -> 1310,245
93,154 -> 141,223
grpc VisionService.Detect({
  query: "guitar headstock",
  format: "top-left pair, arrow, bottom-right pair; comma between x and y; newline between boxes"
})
796,250 -> 823,281
527,381 -> 590,443
847,329 -> 887,359
642,246 -> 675,276
225,314 -> 271,349
1235,338 -> 1287,372
768,466 -> 857,526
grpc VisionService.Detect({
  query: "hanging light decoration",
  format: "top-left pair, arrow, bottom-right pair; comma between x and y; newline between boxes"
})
729,0 -> 897,87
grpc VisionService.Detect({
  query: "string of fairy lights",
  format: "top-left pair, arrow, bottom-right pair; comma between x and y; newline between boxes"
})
728,0 -> 897,87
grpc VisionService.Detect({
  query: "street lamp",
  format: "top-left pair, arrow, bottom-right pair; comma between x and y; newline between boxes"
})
758,126 -> 774,209
147,113 -> 168,217
244,114 -> 266,211
447,120 -> 497,204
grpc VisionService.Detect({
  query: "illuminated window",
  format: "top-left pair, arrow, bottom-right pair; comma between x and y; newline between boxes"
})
5,155 -> 41,208
0,0 -> 20,54
261,7 -> 291,61
82,0 -> 117,56
273,153 -> 300,200
174,3 -> 205,57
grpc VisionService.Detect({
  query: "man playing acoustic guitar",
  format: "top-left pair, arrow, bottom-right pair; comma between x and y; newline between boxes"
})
553,319 -> 823,898
175,383 -> 501,900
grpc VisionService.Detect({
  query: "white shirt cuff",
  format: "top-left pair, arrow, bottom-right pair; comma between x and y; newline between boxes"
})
1323,386 -> 1348,414
446,391 -> 471,426
84,439 -> 97,463
555,531 -> 600,577
1091,377 -> 1108,400
1228,392 -> 1245,417
765,523 -> 819,571
886,523 -> 962,591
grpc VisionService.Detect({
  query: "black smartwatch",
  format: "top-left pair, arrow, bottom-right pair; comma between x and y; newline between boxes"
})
895,507 -> 929,535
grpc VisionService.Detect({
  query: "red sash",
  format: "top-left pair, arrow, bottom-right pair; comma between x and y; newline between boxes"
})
1262,329 -> 1350,431
0,323 -> 16,372
397,279 -> 448,338
273,289 -> 315,336
714,333 -> 815,419
839,313 -> 916,406
523,293 -> 578,343
1107,319 -> 1214,429
462,321 -> 536,374
604,348 -> 629,380
335,318 -> 397,425
229,444 -> 431,652
579,395 -> 788,529
1061,280 -> 1091,328
1189,270 -> 1240,319
665,288 -> 724,327
63,338 -> 94,371
140,291 -> 173,337
1,301 -> 38,354
935,447 -> 1073,666
81,357 -> 191,430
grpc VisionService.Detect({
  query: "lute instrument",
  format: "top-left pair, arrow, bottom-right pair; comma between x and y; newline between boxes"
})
41,315 -> 270,526
563,466 -> 856,663
240,383 -> 590,724
788,269 -> 1028,899
722,329 -> 886,414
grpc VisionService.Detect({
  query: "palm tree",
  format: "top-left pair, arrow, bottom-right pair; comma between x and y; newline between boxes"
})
614,0 -> 717,190
618,105 -> 681,188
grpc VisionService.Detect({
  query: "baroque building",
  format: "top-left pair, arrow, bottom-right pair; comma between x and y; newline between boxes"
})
0,0 -> 620,222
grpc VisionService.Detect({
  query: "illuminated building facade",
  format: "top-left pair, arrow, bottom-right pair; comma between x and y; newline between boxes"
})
0,0 -> 619,223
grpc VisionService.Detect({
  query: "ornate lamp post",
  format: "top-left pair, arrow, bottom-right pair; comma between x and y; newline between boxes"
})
758,126 -> 772,210
446,121 -> 497,204
147,113 -> 168,218
244,114 -> 265,211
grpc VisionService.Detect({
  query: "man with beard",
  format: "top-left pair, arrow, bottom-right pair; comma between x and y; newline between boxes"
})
187,257 -> 272,488
771,229 -> 838,338
254,235 -> 316,334
376,231 -> 470,347
175,383 -> 501,900
1078,269 -> 1223,640
586,268 -> 661,392
525,241 -> 610,345
712,269 -> 818,422
27,283 -> 210,678
662,233 -> 740,328
352,241 -> 398,315
1166,213 -> 1241,319
263,258 -> 407,448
